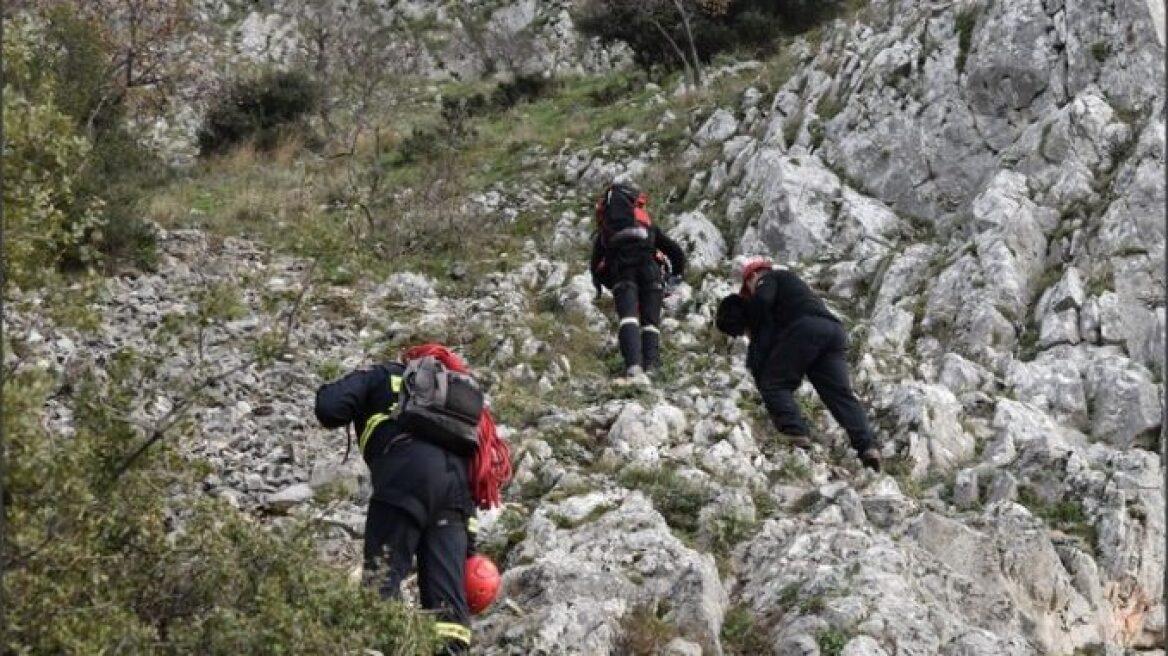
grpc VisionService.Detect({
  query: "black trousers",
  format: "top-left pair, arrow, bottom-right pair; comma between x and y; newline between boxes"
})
611,257 -> 664,370
364,438 -> 472,653
753,316 -> 874,452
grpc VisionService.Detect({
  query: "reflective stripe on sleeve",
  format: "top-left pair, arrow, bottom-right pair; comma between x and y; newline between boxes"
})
359,374 -> 406,452
359,413 -> 390,451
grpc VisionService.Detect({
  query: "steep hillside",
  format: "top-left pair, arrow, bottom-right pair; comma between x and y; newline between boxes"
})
5,0 -> 1165,654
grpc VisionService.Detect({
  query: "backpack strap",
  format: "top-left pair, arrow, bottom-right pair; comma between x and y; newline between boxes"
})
358,373 -> 404,452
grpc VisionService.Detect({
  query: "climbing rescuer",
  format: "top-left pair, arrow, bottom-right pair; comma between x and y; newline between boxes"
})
589,182 -> 688,379
314,344 -> 511,654
716,259 -> 882,472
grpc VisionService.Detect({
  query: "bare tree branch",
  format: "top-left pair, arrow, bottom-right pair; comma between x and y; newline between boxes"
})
104,258 -> 319,486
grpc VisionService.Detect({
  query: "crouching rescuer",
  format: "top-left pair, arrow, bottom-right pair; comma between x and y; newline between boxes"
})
314,344 -> 511,654
589,182 -> 688,378
716,259 -> 882,472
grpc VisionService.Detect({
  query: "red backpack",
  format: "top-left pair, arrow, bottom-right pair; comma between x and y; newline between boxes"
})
596,183 -> 652,245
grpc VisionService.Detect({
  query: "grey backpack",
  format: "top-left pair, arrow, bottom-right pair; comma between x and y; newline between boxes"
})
396,356 -> 484,456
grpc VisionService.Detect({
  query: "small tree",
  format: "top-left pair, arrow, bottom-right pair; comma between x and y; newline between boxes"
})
577,0 -> 849,81
3,13 -> 106,287
578,0 -> 726,87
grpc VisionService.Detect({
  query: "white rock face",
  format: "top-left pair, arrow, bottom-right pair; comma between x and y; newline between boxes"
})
670,210 -> 727,272
693,109 -> 739,147
878,382 -> 973,478
476,490 -> 728,654
735,152 -> 842,262
607,402 -> 688,465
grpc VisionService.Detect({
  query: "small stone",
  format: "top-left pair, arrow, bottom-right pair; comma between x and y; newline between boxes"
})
663,637 -> 703,656
267,483 -> 314,511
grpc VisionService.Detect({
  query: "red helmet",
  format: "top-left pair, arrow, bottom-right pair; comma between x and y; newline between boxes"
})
465,554 -> 501,615
739,257 -> 774,297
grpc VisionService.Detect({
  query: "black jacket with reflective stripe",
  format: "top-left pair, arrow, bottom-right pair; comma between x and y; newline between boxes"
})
314,362 -> 407,460
590,226 -> 688,286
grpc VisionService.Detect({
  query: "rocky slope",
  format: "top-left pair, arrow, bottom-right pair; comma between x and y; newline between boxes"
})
7,0 -> 1165,654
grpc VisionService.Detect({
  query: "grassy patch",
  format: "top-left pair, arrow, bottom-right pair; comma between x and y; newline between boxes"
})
955,7 -> 980,74
707,513 -> 758,560
769,454 -> 812,483
1086,267 -> 1114,296
1018,488 -> 1097,551
816,92 -> 845,122
752,488 -> 780,518
196,280 -> 246,324
1089,41 -> 1109,63
721,605 -> 772,655
619,601 -> 680,655
792,489 -> 824,513
1016,319 -> 1042,361
618,466 -> 716,539
799,594 -> 828,614
549,502 -> 618,530
817,626 -> 854,656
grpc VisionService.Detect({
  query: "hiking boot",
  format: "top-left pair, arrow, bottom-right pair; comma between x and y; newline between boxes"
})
780,432 -> 814,450
626,365 -> 645,378
859,448 -> 883,472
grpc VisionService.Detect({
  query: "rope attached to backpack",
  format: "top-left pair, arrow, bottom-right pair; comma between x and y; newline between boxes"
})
401,343 -> 512,509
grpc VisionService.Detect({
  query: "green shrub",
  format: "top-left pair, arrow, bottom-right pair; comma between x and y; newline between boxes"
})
3,14 -> 105,287
3,8 -> 159,284
491,73 -> 555,109
198,69 -> 321,155
438,73 -> 556,136
617,466 -> 715,538
4,352 -> 436,654
575,0 -> 846,72
721,605 -> 772,655
44,5 -> 165,272
619,602 -> 680,655
955,7 -> 979,73
816,627 -> 854,656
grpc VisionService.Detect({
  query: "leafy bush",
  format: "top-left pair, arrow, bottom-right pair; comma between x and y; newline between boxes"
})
491,73 -> 555,109
2,18 -> 103,288
439,73 -> 556,132
575,0 -> 847,71
619,602 -> 680,654
4,351 -> 436,655
721,605 -> 772,654
198,69 -> 321,155
617,466 -> 715,538
3,9 -> 160,284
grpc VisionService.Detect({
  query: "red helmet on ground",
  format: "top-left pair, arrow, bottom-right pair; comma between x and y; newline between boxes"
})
465,554 -> 501,615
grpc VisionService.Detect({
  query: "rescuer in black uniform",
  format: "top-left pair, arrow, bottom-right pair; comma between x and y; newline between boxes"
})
314,347 -> 480,654
589,183 -> 688,378
717,259 -> 882,471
